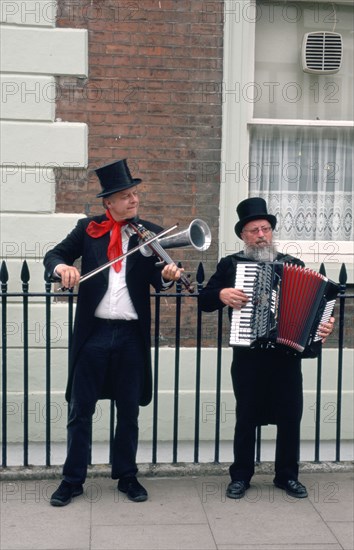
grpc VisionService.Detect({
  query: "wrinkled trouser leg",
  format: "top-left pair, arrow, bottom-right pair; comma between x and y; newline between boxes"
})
63,321 -> 145,484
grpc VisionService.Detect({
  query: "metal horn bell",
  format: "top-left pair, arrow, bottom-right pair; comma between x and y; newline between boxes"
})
140,219 -> 212,256
158,218 -> 211,251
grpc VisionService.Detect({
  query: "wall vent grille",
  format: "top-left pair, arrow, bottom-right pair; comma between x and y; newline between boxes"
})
302,32 -> 343,74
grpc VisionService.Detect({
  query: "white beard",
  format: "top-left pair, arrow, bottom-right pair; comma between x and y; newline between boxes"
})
243,243 -> 278,262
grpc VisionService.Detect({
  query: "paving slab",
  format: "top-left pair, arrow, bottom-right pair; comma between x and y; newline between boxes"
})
0,472 -> 352,550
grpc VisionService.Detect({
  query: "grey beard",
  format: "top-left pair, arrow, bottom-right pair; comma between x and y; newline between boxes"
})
243,243 -> 278,262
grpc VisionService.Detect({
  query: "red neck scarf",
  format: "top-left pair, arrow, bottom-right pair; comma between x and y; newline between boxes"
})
86,210 -> 127,272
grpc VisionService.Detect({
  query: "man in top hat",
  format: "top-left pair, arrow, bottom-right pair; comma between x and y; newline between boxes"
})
199,197 -> 334,500
44,159 -> 182,506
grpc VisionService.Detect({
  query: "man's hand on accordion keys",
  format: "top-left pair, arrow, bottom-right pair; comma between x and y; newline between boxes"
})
318,316 -> 335,344
219,288 -> 249,309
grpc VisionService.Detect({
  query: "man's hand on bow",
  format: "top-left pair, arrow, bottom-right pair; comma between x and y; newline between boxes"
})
55,264 -> 81,289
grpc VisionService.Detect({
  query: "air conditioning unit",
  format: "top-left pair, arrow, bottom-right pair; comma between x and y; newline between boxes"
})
302,32 -> 343,74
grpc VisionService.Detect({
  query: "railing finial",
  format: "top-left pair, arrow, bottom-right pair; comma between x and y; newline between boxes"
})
21,260 -> 30,284
196,262 -> 205,284
0,260 -> 9,284
339,263 -> 347,286
319,262 -> 326,276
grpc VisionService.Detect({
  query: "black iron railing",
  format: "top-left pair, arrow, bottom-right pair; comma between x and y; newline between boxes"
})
0,260 -> 352,469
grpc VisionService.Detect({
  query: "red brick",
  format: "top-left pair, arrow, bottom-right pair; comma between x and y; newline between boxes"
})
56,0 -> 223,276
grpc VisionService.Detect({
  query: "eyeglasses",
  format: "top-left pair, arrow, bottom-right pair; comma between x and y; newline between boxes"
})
242,225 -> 272,235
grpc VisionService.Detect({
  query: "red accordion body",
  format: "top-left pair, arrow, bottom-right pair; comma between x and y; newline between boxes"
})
230,262 -> 338,355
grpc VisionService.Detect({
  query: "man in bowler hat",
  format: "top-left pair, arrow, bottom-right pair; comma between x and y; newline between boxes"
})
199,197 -> 334,499
44,159 -> 182,505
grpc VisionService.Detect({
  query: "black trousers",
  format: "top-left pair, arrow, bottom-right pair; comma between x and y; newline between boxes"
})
229,348 -> 303,483
63,319 -> 145,485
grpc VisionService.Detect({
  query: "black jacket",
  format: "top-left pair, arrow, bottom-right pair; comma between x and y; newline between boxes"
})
199,251 -> 306,425
44,215 -> 165,406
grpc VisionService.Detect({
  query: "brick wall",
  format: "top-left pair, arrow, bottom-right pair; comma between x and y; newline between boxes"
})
53,1 -> 224,345
55,0 -> 224,277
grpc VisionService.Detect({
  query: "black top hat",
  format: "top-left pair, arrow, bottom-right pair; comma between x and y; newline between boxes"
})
95,159 -> 142,198
234,197 -> 276,238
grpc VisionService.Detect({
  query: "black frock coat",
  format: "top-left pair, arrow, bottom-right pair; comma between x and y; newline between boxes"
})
43,214 -> 165,407
199,251 -> 307,426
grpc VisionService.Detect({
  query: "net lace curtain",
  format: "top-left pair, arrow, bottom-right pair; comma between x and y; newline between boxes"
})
249,125 -> 353,241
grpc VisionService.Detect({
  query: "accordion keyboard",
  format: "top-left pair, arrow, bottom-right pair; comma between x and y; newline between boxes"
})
229,263 -> 259,346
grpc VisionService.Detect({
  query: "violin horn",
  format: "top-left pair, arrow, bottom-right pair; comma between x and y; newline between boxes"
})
140,219 -> 211,257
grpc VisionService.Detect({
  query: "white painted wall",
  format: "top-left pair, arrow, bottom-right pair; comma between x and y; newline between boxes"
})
0,1 -> 88,452
0,1 -> 57,27
0,3 -> 87,291
4,346 -> 353,446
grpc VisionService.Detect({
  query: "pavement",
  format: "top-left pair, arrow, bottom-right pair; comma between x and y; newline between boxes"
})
0,465 -> 353,550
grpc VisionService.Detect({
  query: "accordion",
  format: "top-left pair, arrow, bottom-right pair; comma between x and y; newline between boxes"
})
229,261 -> 338,355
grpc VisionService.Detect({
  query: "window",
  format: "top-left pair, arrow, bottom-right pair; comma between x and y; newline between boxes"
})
249,124 -> 353,240
249,1 -> 353,243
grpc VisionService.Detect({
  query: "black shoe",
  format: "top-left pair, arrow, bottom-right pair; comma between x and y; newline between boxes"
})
118,476 -> 148,502
274,479 -> 308,498
50,480 -> 84,507
226,480 -> 250,499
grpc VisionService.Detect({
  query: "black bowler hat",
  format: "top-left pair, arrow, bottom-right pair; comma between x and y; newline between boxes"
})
95,159 -> 142,198
234,197 -> 277,238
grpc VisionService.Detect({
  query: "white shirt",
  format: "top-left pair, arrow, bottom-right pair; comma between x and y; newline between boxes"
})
94,228 -> 138,320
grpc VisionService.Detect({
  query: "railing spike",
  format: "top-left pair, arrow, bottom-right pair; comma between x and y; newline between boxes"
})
339,263 -> 347,285
319,262 -> 326,276
0,260 -> 9,283
196,262 -> 205,284
21,260 -> 30,284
